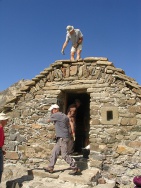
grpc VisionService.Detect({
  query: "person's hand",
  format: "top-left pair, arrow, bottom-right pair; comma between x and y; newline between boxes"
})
61,49 -> 65,55
47,119 -> 51,123
72,133 -> 75,141
73,43 -> 79,48
2,150 -> 6,155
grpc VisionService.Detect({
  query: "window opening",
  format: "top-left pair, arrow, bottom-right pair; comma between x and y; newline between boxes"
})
107,111 -> 113,121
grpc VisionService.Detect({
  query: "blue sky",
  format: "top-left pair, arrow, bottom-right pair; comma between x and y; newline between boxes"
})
0,0 -> 141,91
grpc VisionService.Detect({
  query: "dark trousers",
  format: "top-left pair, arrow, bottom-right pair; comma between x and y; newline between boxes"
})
0,149 -> 3,183
0,172 -> 2,183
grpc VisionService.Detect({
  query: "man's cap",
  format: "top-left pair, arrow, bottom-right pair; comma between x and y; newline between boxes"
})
66,25 -> 74,32
48,104 -> 60,111
0,112 -> 9,120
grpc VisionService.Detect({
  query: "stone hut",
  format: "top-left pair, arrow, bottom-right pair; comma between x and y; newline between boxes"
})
2,57 -> 141,184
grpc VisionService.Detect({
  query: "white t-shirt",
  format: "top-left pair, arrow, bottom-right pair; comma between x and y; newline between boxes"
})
65,29 -> 83,46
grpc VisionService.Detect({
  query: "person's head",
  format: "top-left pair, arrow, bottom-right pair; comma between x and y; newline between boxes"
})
0,112 -> 9,126
75,99 -> 81,108
67,103 -> 77,114
69,103 -> 77,109
66,25 -> 74,35
48,104 -> 60,114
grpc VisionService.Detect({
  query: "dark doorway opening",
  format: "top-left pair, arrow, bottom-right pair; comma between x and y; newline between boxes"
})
66,92 -> 90,153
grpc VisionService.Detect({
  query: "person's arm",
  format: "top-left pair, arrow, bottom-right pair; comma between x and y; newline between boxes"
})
2,149 -> 6,155
61,41 -> 68,54
47,114 -> 57,123
77,37 -> 83,45
47,119 -> 51,123
74,29 -> 83,48
69,117 -> 75,141
73,37 -> 83,48
61,34 -> 70,54
0,126 -> 6,155
0,126 -> 4,146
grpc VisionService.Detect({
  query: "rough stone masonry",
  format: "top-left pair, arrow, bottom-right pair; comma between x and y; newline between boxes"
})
1,57 -> 141,186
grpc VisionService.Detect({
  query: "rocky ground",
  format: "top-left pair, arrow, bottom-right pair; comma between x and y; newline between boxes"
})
0,155 -> 135,188
0,164 -> 114,188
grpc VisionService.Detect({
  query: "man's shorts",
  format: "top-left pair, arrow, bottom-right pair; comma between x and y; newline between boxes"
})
71,44 -> 82,52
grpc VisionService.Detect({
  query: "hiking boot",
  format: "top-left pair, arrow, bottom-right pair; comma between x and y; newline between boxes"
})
69,168 -> 81,175
43,167 -> 54,173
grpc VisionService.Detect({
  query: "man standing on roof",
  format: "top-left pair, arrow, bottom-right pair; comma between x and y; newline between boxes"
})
61,25 -> 83,61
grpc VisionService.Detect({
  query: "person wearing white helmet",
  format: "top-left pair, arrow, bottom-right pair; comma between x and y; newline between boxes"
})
0,112 -> 9,183
61,25 -> 83,61
43,104 -> 80,175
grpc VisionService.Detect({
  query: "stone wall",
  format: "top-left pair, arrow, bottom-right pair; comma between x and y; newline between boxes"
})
3,57 -> 141,185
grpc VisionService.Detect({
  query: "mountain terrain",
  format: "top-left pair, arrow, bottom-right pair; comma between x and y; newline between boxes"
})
0,79 -> 29,112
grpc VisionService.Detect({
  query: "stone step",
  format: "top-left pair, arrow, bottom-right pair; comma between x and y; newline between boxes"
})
32,165 -> 101,184
1,162 -> 116,188
94,181 -> 115,188
31,165 -> 116,187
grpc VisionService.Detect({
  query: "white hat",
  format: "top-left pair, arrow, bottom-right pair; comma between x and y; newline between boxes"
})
66,25 -> 74,32
0,112 -> 9,120
48,104 -> 60,111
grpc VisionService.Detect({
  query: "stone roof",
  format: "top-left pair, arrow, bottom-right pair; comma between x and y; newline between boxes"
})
2,57 -> 141,111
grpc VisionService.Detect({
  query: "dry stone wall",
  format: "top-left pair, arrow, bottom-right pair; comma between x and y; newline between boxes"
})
2,57 -> 141,185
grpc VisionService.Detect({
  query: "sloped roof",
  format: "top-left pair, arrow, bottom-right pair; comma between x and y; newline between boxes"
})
2,57 -> 141,111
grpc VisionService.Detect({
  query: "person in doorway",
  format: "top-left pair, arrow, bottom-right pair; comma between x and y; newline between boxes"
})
67,103 -> 77,154
74,99 -> 90,152
67,99 -> 84,154
75,99 -> 81,109
61,25 -> 83,61
43,104 -> 80,175
0,112 -> 9,183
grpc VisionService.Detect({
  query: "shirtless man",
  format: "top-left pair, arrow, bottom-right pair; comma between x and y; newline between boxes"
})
67,103 -> 77,154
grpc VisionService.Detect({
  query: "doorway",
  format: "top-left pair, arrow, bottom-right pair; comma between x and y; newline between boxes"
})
66,92 -> 90,153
